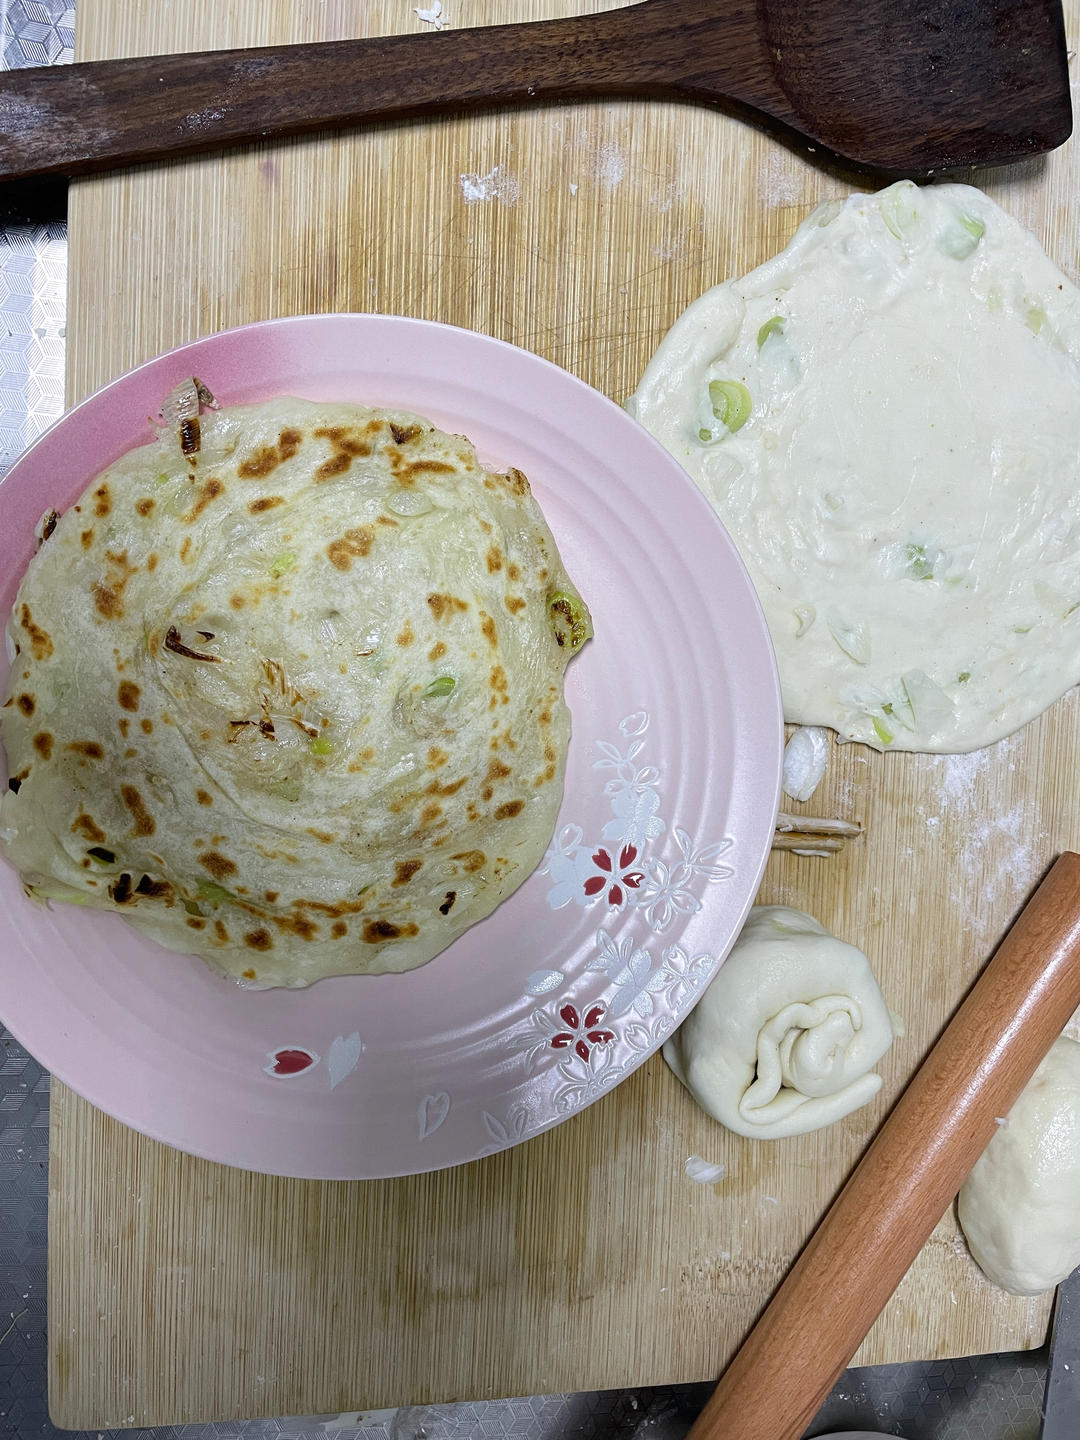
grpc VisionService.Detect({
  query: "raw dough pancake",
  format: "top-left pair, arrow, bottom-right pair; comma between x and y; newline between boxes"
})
633,182 -> 1080,752
1,395 -> 590,987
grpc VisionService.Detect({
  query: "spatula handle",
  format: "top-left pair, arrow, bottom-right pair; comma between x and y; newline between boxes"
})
0,2 -> 777,182
689,851 -> 1080,1440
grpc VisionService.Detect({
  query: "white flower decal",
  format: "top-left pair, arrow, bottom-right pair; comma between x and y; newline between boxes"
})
588,929 -> 667,1019
636,828 -> 735,933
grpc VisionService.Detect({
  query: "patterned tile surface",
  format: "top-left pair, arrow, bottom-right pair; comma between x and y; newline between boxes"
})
0,2 -> 1060,1437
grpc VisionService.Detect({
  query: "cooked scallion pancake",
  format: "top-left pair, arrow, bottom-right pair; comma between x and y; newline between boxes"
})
1,396 -> 590,987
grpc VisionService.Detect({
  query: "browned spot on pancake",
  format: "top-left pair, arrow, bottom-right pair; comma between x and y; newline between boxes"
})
273,913 -> 319,941
117,680 -> 141,711
198,850 -> 236,880
505,596 -> 526,615
264,890 -> 278,902
452,850 -> 486,872
230,592 -> 246,609
393,859 -> 423,887
80,528 -> 94,549
241,966 -> 255,978
249,495 -> 285,513
331,920 -> 348,938
147,552 -> 159,573
179,416 -> 201,457
489,759 -> 511,782
425,775 -> 467,797
376,514 -> 398,526
92,550 -> 138,620
502,467 -> 529,497
490,665 -> 508,698
480,613 -> 498,648
305,828 -> 335,844
237,428 -> 302,478
427,746 -> 449,769
362,918 -> 419,943
427,643 -> 447,665
184,476 -> 224,523
19,605 -> 52,659
244,928 -> 274,950
494,799 -> 525,820
15,693 -> 34,717
120,784 -> 155,836
193,788 -> 213,806
389,423 -> 423,445
216,922 -> 231,943
507,562 -> 521,581
186,916 -> 207,929
327,525 -> 375,571
486,546 -> 503,573
427,592 -> 468,621
135,497 -> 155,517
438,891 -> 457,915
394,460 -> 454,484
140,718 -> 153,734
71,812 -> 106,843
109,872 -> 134,905
347,746 -> 376,772
68,740 -> 104,760
420,802 -> 442,825
316,452 -> 352,481
134,875 -> 173,900
93,482 -> 111,517
32,732 -> 52,759
396,621 -> 414,647
124,747 -> 137,758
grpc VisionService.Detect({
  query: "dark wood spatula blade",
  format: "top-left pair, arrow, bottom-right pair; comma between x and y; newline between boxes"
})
759,0 -> 1072,173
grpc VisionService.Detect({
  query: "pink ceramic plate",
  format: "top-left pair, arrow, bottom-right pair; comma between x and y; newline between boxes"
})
0,314 -> 781,1178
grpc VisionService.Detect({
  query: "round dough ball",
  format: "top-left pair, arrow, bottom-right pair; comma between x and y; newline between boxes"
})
958,1035 -> 1080,1295
663,906 -> 897,1139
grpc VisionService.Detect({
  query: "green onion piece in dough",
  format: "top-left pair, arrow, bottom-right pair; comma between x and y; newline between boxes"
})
269,550 -> 298,578
308,735 -> 334,755
756,316 -> 785,348
197,880 -> 236,905
872,715 -> 894,746
706,379 -> 752,436
905,542 -> 934,581
422,676 -> 456,699
549,591 -> 592,652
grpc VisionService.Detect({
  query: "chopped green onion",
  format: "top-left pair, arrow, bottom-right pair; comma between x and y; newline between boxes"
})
197,880 -> 236,905
269,550 -> 298,578
549,590 -> 592,652
941,213 -> 985,260
905,542 -> 934,581
872,715 -> 894,746
422,676 -> 456,699
704,379 -> 752,438
756,316 -> 785,348
880,182 -> 920,243
826,609 -> 870,665
793,603 -> 816,638
308,735 -> 334,755
957,671 -> 971,683
268,776 -> 302,802
154,471 -> 171,486
1026,305 -> 1047,335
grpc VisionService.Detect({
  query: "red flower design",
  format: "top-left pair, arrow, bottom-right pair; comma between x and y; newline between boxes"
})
582,844 -> 644,907
264,1046 -> 320,1078
550,1002 -> 615,1062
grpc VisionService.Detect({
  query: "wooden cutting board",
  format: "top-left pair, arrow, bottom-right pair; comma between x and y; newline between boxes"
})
47,0 -> 1080,1428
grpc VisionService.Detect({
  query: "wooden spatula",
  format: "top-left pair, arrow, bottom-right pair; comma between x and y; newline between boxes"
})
0,0 -> 1070,183
687,851 -> 1080,1440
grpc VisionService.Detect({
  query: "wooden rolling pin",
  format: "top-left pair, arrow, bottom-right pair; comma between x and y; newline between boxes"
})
689,850 -> 1080,1440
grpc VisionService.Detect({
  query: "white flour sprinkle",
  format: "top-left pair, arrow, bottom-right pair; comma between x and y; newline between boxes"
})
459,165 -> 520,206
415,2 -> 446,28
684,1154 -> 725,1184
590,140 -> 626,189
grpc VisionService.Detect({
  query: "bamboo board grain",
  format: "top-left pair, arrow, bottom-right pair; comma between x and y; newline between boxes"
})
47,0 -> 1080,1427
